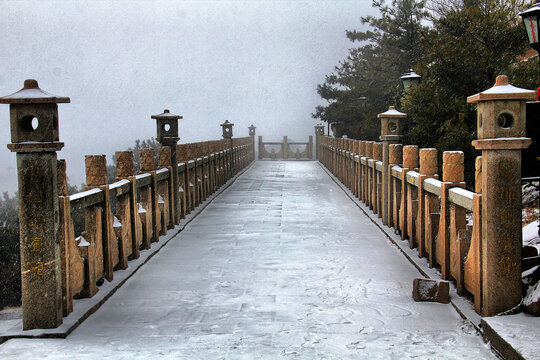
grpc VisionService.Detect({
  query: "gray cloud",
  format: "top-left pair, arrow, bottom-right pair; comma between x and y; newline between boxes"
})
0,0 -> 373,192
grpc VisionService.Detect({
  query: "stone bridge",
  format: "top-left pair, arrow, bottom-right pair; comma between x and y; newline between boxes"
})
0,77 -> 538,359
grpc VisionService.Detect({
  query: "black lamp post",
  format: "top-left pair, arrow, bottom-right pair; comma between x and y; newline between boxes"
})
400,69 -> 422,92
520,0 -> 540,88
520,1 -> 540,51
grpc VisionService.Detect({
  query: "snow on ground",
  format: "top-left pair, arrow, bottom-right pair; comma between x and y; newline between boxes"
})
0,161 -> 495,359
523,220 -> 540,253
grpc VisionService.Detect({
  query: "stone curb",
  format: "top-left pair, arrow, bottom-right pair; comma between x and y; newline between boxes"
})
318,161 -> 529,360
0,161 -> 255,344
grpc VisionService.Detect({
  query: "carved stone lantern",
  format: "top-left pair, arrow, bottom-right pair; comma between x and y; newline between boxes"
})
0,79 -> 70,330
314,124 -> 325,136
468,75 -> 536,316
378,106 -> 406,226
151,109 -> 182,225
152,109 -> 181,144
378,106 -> 406,141
221,120 -> 234,139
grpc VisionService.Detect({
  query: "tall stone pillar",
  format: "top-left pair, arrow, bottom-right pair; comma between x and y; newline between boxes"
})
258,136 -> 264,160
315,124 -> 325,160
221,120 -> 234,175
248,124 -> 256,161
151,109 -> 182,225
1,79 -> 68,329
378,106 -> 406,226
468,75 -> 535,316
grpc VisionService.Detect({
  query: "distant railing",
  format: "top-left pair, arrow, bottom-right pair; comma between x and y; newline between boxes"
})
258,135 -> 313,160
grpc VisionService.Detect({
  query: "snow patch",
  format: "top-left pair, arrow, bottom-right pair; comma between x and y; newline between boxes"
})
523,220 -> 540,252
138,203 -> 146,213
76,235 -> 89,247
523,282 -> 540,306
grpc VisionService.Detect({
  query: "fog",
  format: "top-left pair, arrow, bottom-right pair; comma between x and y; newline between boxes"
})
0,0 -> 374,193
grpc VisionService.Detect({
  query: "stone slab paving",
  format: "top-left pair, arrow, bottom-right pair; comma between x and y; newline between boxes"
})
0,161 -> 496,359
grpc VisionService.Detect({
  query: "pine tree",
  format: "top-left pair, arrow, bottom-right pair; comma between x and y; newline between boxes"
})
313,0 -> 428,139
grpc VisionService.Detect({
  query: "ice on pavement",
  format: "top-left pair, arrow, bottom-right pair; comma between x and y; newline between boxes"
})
0,161 -> 495,359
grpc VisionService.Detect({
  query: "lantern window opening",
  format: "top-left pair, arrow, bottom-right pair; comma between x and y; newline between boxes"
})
497,112 -> 514,129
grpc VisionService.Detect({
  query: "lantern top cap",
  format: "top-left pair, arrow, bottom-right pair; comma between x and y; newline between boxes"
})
400,69 -> 421,81
151,108 -> 182,120
315,123 -> 325,128
248,124 -> 255,128
467,75 -> 536,103
378,105 -> 406,118
221,120 -> 234,126
0,79 -> 70,104
519,2 -> 540,17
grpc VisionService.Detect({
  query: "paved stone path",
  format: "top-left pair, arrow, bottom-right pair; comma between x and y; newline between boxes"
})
0,161 -> 495,359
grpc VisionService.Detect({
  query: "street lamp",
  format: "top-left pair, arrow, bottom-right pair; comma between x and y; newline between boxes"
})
520,1 -> 540,52
400,69 -> 422,92
520,0 -> 540,89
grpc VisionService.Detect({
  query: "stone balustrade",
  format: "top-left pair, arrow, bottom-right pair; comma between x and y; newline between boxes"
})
58,137 -> 254,319
316,75 -> 535,317
0,79 -> 256,330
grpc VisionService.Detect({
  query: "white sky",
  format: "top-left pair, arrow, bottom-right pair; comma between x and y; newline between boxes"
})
0,0 -> 375,192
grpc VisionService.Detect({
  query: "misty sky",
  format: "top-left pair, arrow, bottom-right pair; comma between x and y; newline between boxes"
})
0,0 -> 375,193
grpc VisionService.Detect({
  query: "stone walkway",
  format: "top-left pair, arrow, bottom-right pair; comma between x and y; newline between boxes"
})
0,161 -> 495,359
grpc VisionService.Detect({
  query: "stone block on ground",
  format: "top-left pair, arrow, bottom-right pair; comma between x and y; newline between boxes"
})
413,278 -> 450,304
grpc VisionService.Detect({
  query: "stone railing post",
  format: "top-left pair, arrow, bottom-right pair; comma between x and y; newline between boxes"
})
315,124 -> 325,160
416,148 -> 437,258
85,155 -> 108,189
372,142 -> 383,217
258,136 -> 264,160
85,155 -> 115,282
158,145 -> 177,227
365,141 -> 374,209
438,151 -> 465,280
221,120 -> 234,175
152,109 -> 182,225
0,79 -> 68,329
115,150 -> 141,260
468,75 -> 535,316
378,106 -> 406,226
140,148 -> 160,247
399,145 -> 419,243
358,141 -> 366,203
249,124 -> 256,161
389,144 -> 403,229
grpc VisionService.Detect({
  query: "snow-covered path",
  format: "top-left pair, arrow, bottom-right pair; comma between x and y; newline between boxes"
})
0,161 -> 495,359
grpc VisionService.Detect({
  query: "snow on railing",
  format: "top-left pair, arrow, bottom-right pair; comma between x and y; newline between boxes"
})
317,136 -> 485,314
57,137 -> 254,319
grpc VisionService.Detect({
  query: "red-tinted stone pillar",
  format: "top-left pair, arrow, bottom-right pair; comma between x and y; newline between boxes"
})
378,106 -> 406,226
1,79 -> 69,329
152,109 -> 182,225
468,75 -> 536,316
